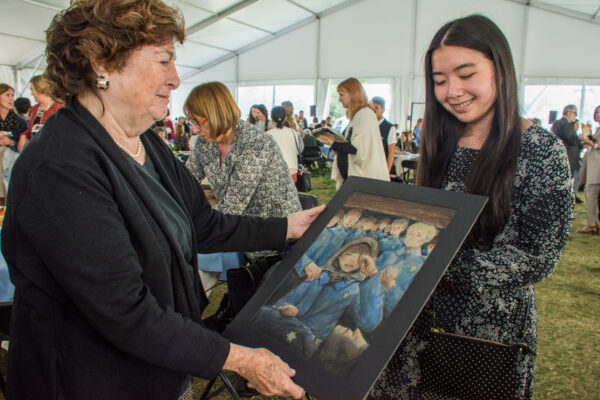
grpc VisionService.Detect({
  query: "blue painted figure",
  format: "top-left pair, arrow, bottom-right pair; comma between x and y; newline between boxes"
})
294,208 -> 363,279
380,222 -> 439,317
256,237 -> 387,359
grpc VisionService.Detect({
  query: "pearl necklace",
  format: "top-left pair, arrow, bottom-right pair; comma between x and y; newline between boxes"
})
116,136 -> 143,158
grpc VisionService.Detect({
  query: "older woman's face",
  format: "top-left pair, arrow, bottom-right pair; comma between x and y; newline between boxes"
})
0,89 -> 14,111
102,42 -> 180,126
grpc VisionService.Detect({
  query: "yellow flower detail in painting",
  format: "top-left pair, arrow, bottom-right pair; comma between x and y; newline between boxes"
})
286,331 -> 297,343
343,292 -> 350,299
409,265 -> 417,273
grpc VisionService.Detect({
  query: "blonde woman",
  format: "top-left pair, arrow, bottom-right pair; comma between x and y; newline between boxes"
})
319,78 -> 389,189
18,75 -> 64,151
282,100 -> 300,132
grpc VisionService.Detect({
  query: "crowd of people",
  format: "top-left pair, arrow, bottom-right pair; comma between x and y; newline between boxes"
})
0,0 -> 590,399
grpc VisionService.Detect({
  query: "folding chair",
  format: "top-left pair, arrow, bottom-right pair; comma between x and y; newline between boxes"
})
401,159 -> 418,185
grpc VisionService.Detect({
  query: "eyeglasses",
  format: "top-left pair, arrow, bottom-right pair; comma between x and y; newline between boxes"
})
190,117 -> 207,128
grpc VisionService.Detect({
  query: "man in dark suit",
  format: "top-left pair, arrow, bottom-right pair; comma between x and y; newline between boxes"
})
551,104 -> 583,202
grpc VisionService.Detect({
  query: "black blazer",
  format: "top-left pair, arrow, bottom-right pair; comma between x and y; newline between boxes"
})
1,100 -> 287,399
551,117 -> 581,173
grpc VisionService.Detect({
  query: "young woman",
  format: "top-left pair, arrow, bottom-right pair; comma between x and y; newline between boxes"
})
0,84 -> 27,198
369,15 -> 573,399
248,104 -> 271,133
267,106 -> 303,183
281,100 -> 300,132
18,75 -> 64,151
319,78 -> 389,189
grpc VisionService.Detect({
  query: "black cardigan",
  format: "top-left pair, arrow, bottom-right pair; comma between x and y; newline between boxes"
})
1,100 -> 287,399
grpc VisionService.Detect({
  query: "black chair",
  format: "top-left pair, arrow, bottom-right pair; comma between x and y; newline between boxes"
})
298,193 -> 318,210
301,146 -> 327,174
401,159 -> 418,185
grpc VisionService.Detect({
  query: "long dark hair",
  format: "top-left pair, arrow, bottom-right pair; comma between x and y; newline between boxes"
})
417,15 -> 522,248
248,104 -> 269,127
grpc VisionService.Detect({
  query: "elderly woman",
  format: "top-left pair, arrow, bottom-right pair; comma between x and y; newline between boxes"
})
319,78 -> 389,189
185,82 -> 301,220
1,1 -> 323,399
17,74 -> 64,152
0,83 -> 27,199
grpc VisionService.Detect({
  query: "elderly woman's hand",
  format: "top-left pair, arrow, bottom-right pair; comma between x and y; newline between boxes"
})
286,205 -> 326,240
224,343 -> 305,399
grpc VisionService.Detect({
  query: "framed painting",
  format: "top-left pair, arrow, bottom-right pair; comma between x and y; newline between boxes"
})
224,176 -> 487,400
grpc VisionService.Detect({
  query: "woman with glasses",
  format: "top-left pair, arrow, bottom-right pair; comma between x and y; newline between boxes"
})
185,81 -> 301,223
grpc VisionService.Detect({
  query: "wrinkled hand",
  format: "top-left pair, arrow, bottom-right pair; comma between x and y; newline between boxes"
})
304,263 -> 322,281
224,344 -> 304,399
286,205 -> 326,240
381,267 -> 399,291
278,304 -> 299,317
359,255 -> 377,277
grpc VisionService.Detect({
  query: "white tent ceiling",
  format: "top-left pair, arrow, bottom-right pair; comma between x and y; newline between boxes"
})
1,0 -> 599,73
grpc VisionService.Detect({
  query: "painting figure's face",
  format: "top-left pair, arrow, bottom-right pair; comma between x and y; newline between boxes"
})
378,218 -> 390,231
404,224 -> 437,249
342,209 -> 362,228
327,216 -> 340,228
389,219 -> 409,237
338,244 -> 369,273
357,217 -> 374,232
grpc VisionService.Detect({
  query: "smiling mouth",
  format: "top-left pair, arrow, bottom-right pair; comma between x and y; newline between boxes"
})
451,99 -> 473,110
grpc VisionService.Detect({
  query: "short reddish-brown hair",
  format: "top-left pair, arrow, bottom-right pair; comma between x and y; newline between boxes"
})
45,0 -> 185,101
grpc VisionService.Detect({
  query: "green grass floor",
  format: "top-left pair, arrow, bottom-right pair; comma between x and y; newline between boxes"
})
193,170 -> 599,400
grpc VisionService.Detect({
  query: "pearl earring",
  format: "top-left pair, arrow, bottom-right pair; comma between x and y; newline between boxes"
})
96,75 -> 109,90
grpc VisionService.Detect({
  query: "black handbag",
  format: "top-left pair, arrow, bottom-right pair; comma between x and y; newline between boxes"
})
203,253 -> 283,333
421,296 -> 535,400
295,166 -> 312,192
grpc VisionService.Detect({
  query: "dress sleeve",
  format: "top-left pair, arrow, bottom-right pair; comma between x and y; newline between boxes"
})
445,136 -> 574,292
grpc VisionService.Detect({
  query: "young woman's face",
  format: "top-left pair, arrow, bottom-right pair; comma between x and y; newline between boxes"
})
251,107 -> 264,120
595,107 -> 600,123
338,89 -> 351,108
0,88 -> 14,111
431,45 -> 497,129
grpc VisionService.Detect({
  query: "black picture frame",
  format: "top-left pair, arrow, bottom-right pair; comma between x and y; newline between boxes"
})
224,177 -> 487,400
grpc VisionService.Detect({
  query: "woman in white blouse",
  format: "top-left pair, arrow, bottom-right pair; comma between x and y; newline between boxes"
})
267,106 -> 304,183
319,78 -> 389,189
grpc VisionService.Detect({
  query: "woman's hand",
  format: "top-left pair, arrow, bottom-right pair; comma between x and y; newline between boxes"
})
320,136 -> 334,146
0,136 -> 13,146
224,344 -> 305,399
286,205 -> 326,240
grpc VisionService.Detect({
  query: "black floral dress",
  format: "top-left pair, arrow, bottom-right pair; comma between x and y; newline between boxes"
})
369,125 -> 574,399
